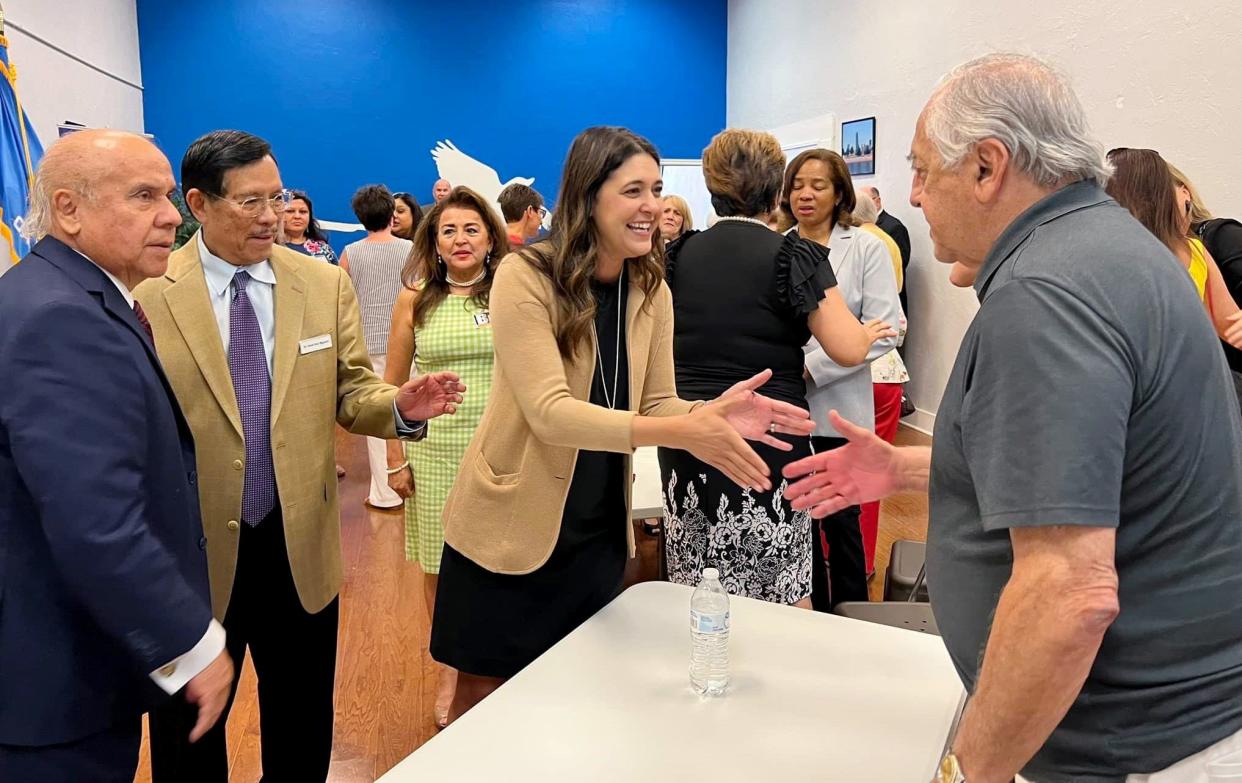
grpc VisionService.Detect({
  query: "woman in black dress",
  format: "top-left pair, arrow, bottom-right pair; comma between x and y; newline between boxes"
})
661,129 -> 893,607
431,127 -> 817,721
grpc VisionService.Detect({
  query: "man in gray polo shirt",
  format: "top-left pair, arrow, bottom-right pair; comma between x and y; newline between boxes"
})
784,53 -> 1242,782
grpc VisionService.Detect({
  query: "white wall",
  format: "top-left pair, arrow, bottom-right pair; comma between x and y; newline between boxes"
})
728,0 -> 1242,431
4,0 -> 143,146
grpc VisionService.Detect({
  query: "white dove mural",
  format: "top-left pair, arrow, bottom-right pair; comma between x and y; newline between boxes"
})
316,141 -> 549,237
431,140 -> 550,230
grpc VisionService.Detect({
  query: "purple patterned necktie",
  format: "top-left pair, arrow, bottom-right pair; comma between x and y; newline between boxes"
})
228,270 -> 276,525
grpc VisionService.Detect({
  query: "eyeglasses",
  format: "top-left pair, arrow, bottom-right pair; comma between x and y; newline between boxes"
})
536,206 -> 548,219
211,189 -> 291,217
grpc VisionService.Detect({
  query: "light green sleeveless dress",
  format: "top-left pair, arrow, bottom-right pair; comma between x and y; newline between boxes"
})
404,292 -> 494,572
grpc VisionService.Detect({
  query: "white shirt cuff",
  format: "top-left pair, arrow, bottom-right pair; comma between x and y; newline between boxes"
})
148,619 -> 226,695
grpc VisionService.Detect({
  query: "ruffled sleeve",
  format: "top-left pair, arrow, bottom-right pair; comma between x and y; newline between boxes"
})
662,229 -> 700,286
774,233 -> 836,316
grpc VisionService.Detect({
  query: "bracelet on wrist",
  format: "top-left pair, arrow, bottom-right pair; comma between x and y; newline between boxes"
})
385,461 -> 410,474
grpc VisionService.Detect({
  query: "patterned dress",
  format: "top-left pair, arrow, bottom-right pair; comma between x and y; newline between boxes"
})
660,224 -> 833,605
404,293 -> 494,572
284,239 -> 338,265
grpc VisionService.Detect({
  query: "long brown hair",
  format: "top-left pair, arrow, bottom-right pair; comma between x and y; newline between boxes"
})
403,186 -> 510,328
781,149 -> 860,229
517,126 -> 666,359
1105,148 -> 1183,255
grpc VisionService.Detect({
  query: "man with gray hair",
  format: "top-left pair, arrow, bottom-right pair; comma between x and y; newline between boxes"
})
0,130 -> 232,780
785,53 -> 1242,781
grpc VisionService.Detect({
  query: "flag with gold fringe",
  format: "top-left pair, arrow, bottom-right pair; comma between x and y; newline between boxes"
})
0,3 -> 44,273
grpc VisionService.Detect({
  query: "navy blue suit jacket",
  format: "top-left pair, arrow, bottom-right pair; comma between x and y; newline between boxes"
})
0,237 -> 213,746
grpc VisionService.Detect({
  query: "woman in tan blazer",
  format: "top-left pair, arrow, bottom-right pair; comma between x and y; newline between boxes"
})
431,127 -> 816,720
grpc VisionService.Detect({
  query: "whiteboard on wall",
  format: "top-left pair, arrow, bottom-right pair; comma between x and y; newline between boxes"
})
769,113 -> 837,162
660,159 -> 715,230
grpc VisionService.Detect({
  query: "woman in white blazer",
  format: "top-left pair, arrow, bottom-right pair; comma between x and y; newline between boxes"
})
782,149 -> 904,609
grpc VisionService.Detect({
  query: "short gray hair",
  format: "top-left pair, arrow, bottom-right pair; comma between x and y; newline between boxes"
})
22,136 -> 100,241
21,169 -> 56,241
852,188 -> 879,223
923,53 -> 1110,188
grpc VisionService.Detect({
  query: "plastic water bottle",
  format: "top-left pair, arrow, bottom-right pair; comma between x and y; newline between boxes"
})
689,567 -> 730,695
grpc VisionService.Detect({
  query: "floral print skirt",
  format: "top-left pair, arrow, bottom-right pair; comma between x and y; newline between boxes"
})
658,440 -> 814,605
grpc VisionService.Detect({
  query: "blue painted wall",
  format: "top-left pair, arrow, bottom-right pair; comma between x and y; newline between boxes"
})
137,0 -> 726,239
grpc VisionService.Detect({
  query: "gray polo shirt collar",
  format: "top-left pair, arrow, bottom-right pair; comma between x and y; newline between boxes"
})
973,179 -> 1112,302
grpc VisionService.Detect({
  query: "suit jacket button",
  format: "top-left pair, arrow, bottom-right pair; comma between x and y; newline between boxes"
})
198,536 -> 207,550
159,663 -> 177,677
227,520 -> 240,531
187,470 -> 197,484
232,459 -> 243,470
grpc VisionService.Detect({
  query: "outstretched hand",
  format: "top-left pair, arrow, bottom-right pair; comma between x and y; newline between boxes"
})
395,371 -> 466,422
712,369 -> 816,451
782,410 -> 901,518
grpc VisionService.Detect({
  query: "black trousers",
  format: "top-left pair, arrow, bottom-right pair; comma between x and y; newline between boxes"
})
0,718 -> 140,783
809,436 -> 868,610
149,507 -> 340,783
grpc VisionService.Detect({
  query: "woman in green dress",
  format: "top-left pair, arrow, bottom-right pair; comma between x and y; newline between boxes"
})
384,186 -> 509,727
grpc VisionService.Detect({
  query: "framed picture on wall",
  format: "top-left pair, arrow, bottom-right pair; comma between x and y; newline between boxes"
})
841,117 -> 876,176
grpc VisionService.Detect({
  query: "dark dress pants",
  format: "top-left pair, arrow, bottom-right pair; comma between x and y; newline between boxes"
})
809,436 -> 869,610
149,506 -> 339,783
0,717 -> 140,783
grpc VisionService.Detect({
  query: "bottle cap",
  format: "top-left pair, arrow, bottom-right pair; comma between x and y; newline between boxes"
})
703,567 -> 719,580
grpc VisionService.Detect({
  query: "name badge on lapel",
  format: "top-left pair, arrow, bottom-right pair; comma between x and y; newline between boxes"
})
299,334 -> 333,354
473,312 -> 491,327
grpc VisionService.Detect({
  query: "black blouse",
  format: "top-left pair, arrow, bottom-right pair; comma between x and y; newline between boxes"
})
665,221 -> 837,408
557,275 -> 631,550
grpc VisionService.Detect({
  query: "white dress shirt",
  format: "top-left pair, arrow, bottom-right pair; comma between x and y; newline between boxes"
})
196,233 -> 424,436
198,231 -> 277,377
80,246 -> 226,693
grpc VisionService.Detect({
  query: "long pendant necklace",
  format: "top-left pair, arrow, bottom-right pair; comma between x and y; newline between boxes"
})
592,265 -> 624,410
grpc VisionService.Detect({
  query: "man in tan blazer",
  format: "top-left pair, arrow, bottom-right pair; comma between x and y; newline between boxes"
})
136,130 -> 463,783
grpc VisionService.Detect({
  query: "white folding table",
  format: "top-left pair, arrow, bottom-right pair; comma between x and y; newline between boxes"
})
379,581 -> 965,782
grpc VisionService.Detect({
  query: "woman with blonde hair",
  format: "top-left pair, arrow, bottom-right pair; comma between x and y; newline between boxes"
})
430,127 -> 816,721
659,129 -> 893,608
1168,161 -> 1242,406
660,194 -> 693,244
1106,148 -> 1242,350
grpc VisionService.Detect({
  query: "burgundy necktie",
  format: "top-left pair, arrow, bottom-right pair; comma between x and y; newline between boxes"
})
132,301 -> 154,341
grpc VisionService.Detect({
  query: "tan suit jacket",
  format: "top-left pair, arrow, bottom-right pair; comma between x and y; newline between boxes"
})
135,234 -> 404,617
442,254 -> 700,574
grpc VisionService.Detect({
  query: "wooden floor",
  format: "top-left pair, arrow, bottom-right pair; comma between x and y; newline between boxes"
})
135,425 -> 931,782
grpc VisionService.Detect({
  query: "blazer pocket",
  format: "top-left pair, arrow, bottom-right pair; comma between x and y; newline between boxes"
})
474,451 -> 521,486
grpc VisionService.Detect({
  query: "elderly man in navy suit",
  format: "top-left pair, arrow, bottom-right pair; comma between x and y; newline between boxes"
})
0,130 -> 233,782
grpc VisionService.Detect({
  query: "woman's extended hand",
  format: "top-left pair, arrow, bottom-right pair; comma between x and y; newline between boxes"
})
677,403 -> 773,492
711,369 -> 816,450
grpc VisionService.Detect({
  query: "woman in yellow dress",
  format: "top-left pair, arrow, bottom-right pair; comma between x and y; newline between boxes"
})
1106,148 -> 1242,349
